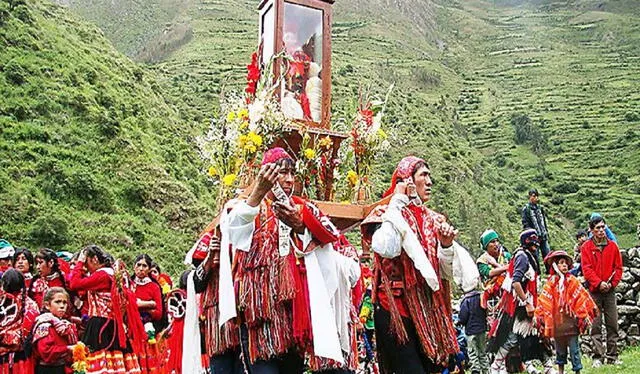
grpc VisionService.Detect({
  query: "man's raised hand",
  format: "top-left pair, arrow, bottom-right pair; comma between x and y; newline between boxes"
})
437,218 -> 458,248
248,163 -> 280,207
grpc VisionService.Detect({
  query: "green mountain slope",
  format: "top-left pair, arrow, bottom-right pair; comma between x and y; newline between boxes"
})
439,0 -> 640,245
128,0 -> 535,252
60,0 -> 191,60
143,0 -> 640,250
0,0 -> 215,274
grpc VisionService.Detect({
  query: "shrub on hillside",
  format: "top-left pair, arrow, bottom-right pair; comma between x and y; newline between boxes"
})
29,213 -> 69,247
411,67 -> 441,88
4,58 -> 30,85
510,113 -> 547,154
610,211 -> 638,234
552,181 -> 580,194
624,111 -> 639,122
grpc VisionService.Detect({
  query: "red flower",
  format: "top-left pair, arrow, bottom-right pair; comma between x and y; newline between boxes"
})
245,52 -> 260,99
359,109 -> 374,127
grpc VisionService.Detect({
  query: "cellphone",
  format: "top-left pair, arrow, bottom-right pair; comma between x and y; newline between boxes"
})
271,182 -> 291,207
399,177 -> 421,204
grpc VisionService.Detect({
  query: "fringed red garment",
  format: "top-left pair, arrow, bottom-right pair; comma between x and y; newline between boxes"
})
292,255 -> 312,349
201,254 -> 240,357
165,318 -> 184,373
362,204 -> 459,367
122,285 -> 154,373
235,198 -> 296,363
535,273 -> 598,338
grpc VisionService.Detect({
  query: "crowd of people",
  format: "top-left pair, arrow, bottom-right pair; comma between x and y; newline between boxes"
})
0,147 -> 626,374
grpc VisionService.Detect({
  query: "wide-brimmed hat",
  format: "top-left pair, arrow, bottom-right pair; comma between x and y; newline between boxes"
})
543,250 -> 573,268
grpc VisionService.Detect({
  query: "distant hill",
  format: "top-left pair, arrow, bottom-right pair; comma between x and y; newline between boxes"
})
135,0 -> 640,248
0,0 -> 215,275
441,0 -> 640,246
3,0 -> 638,277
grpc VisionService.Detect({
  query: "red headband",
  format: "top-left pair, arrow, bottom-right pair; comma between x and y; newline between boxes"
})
383,156 -> 425,197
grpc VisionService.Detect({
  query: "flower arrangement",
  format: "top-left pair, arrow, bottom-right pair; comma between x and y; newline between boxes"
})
293,127 -> 337,200
345,85 -> 394,202
71,342 -> 88,374
197,51 -> 293,209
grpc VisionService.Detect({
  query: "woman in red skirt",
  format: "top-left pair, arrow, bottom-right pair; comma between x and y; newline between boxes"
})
68,245 -> 142,374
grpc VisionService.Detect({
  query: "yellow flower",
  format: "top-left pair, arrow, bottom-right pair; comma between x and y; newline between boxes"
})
222,174 -> 237,186
162,283 -> 171,294
207,166 -> 218,177
240,121 -> 249,130
226,111 -> 236,122
347,170 -> 358,186
248,131 -> 263,147
238,134 -> 248,147
377,128 -> 388,139
237,108 -> 249,119
304,148 -> 316,159
72,362 -> 87,372
319,136 -> 332,149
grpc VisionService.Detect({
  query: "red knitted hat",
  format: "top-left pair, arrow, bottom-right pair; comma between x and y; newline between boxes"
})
261,147 -> 292,166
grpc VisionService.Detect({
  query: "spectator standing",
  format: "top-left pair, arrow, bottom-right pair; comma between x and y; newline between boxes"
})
535,251 -> 598,374
580,216 -> 623,367
587,213 -> 617,243
459,279 -> 489,374
476,229 -> 512,326
521,189 -> 551,271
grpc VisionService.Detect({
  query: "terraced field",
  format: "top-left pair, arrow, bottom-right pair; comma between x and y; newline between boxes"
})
61,0 -> 640,249
442,1 -> 640,246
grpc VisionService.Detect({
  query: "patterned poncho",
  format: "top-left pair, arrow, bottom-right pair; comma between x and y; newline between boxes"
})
534,272 -> 598,338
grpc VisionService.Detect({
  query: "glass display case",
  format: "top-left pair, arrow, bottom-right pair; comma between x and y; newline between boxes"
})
258,0 -> 333,128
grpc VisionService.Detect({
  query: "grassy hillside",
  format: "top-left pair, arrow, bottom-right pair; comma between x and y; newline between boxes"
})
0,0 -> 215,275
60,0 -> 192,61
137,0 -> 541,253
438,0 -> 640,246
4,0 -> 638,276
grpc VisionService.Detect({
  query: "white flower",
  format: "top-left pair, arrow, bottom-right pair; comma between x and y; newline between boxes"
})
370,112 -> 382,135
248,99 -> 266,131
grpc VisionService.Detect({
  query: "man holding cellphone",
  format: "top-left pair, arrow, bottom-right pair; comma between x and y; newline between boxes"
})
221,147 -> 360,373
361,156 -> 477,373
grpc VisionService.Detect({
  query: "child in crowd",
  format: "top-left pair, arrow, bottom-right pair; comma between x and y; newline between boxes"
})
535,251 -> 598,374
458,279 -> 488,374
32,287 -> 78,374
